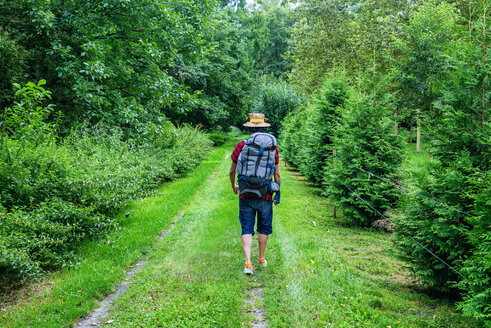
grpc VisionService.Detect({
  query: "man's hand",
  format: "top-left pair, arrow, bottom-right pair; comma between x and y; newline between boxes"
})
273,191 -> 280,205
233,184 -> 239,195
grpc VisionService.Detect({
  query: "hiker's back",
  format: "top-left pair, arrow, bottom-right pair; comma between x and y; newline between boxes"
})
236,132 -> 277,180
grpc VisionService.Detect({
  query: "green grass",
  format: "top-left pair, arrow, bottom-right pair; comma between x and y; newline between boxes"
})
99,150 -> 476,327
1,139 -> 478,327
399,141 -> 434,193
0,140 -> 235,328
264,166 -> 478,327
105,150 -> 248,327
402,141 -> 431,168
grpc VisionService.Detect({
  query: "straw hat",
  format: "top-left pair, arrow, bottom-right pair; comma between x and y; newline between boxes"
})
243,113 -> 271,128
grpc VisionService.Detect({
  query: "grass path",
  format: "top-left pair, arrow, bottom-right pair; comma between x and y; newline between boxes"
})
1,139 -> 477,327
0,141 -> 234,328
102,145 -> 476,327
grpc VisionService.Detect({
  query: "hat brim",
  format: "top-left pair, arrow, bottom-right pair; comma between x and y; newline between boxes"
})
243,122 -> 270,127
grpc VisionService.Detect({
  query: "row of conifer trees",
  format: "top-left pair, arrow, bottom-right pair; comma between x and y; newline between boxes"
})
279,69 -> 489,323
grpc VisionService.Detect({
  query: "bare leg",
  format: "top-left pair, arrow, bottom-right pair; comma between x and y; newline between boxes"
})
241,234 -> 252,264
257,233 -> 268,260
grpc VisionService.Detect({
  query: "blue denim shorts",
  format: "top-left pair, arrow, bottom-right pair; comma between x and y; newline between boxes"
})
239,198 -> 273,235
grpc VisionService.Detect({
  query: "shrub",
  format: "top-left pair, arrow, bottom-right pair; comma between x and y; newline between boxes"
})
252,75 -> 305,137
324,93 -> 403,226
208,131 -> 227,146
229,126 -> 242,137
279,72 -> 349,186
279,106 -> 307,167
0,82 -> 213,280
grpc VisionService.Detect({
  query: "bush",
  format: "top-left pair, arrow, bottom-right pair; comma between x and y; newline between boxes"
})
279,72 -> 349,186
252,75 -> 305,137
0,82 -> 213,280
208,131 -> 227,146
280,106 -> 307,167
325,93 -> 403,226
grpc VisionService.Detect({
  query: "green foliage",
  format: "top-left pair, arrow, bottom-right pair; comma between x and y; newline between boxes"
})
279,105 -> 305,167
2,80 -> 59,143
0,143 -> 232,327
281,74 -> 402,226
325,93 -> 403,226
282,0 -> 489,323
0,1 -> 294,132
250,6 -> 292,77
0,0 -> 216,135
177,7 -> 255,130
394,1 -> 490,322
0,30 -> 27,112
208,131 -> 228,146
0,84 -> 213,280
289,0 -> 413,93
252,75 -> 305,137
280,72 -> 349,185
176,4 -> 294,130
394,0 -> 462,126
0,124 -> 212,280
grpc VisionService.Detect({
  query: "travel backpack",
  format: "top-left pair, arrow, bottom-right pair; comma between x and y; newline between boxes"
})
236,132 -> 280,198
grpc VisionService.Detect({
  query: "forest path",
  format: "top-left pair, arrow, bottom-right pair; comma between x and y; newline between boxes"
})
86,139 -> 471,328
1,139 -> 473,328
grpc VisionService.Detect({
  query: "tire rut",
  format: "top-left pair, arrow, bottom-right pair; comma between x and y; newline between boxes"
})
75,168 -> 220,327
245,287 -> 268,328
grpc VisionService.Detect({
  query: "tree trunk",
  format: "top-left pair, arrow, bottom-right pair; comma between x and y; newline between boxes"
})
410,126 -> 413,144
333,146 -> 337,219
416,120 -> 421,152
394,110 -> 399,135
482,1 -> 487,129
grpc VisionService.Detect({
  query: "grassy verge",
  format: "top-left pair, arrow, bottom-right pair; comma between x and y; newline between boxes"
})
400,142 -> 432,188
0,141 -> 233,328
104,138 -> 271,327
3,140 -> 477,327
264,164 -> 478,327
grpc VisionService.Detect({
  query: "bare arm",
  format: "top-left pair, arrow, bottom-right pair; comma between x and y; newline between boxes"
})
274,164 -> 281,186
230,161 -> 239,194
273,164 -> 281,205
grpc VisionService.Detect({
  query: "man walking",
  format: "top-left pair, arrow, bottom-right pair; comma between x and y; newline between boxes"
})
230,113 -> 281,275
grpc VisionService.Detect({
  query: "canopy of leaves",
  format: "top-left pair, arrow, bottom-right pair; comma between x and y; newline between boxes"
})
0,0 -> 216,136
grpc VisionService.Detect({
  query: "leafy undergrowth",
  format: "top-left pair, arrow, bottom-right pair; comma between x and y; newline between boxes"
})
105,152 -> 475,327
1,141 -> 478,327
266,165 -> 478,327
0,124 -> 212,281
0,141 -> 232,328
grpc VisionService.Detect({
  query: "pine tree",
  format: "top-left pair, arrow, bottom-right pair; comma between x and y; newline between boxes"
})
325,91 -> 403,226
394,1 -> 490,322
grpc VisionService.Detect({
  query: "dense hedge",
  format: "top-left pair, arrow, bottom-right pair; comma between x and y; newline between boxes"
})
0,82 -> 212,280
280,73 -> 403,226
281,68 -> 489,323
